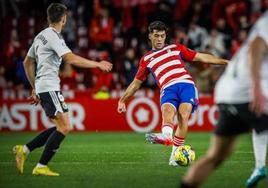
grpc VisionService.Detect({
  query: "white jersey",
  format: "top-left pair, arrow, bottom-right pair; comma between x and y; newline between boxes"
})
27,27 -> 71,93
215,11 -> 268,110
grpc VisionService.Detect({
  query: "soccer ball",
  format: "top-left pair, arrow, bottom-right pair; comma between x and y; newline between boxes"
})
173,145 -> 195,166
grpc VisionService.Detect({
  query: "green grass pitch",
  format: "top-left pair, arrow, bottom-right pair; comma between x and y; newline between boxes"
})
0,132 -> 267,188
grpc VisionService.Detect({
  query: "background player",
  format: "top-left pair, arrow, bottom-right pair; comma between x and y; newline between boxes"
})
13,3 -> 112,176
117,21 -> 228,166
181,10 -> 268,188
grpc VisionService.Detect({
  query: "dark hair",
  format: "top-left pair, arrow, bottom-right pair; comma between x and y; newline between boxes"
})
148,21 -> 168,33
47,3 -> 67,23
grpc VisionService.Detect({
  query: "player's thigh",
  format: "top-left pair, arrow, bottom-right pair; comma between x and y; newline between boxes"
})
179,83 -> 199,113
161,103 -> 177,120
160,86 -> 178,119
207,135 -> 237,160
178,103 -> 192,121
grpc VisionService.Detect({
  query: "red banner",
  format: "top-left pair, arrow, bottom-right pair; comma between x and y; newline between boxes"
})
0,90 -> 217,132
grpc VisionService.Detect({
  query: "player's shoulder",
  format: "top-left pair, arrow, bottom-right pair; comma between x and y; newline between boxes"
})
41,27 -> 63,41
174,43 -> 186,49
140,50 -> 155,64
257,11 -> 268,28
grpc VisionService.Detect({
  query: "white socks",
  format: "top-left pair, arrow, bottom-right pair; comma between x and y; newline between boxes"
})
23,145 -> 30,154
252,130 -> 268,169
36,163 -> 47,168
162,125 -> 173,139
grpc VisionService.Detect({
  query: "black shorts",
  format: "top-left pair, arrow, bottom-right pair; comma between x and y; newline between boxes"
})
38,91 -> 68,117
215,103 -> 268,136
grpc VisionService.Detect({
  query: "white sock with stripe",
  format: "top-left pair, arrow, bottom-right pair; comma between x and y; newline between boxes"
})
252,130 -> 268,169
161,124 -> 174,139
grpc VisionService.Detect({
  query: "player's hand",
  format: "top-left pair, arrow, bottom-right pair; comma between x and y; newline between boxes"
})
249,84 -> 266,116
98,60 -> 113,72
28,89 -> 40,105
117,101 -> 126,113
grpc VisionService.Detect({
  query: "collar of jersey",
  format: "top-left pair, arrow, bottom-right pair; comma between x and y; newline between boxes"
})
151,44 -> 168,52
49,27 -> 60,34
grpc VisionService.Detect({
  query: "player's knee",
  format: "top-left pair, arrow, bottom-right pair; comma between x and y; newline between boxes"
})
162,105 -> 175,115
162,119 -> 175,126
58,124 -> 72,135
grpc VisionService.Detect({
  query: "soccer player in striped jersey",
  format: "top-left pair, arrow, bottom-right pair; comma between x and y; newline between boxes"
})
117,21 -> 229,166
13,3 -> 112,176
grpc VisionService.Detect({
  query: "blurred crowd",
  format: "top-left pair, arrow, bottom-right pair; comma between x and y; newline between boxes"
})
0,0 -> 267,96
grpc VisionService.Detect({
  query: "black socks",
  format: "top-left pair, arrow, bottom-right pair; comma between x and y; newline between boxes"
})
26,127 -> 57,151
180,182 -> 197,188
39,130 -> 65,165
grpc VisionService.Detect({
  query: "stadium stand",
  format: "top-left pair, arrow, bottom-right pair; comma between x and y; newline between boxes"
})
0,0 -> 267,95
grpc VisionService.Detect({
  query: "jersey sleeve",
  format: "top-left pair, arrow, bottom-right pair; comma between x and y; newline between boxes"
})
257,21 -> 268,46
27,44 -> 36,59
176,44 -> 197,62
49,33 -> 72,57
135,58 -> 149,81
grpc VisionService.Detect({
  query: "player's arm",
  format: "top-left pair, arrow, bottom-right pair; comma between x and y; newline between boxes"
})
117,79 -> 143,113
248,36 -> 268,116
23,56 -> 39,105
193,53 -> 229,65
62,52 -> 112,72
23,56 -> 36,89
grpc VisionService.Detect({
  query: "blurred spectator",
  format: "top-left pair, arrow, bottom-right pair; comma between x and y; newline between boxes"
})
212,0 -> 250,35
77,18 -> 89,49
3,29 -> 21,84
230,29 -> 248,55
215,18 -> 232,49
1,0 -> 264,95
93,88 -> 110,99
60,63 -> 79,90
0,65 -> 7,89
90,51 -> 114,93
187,22 -> 208,51
173,26 -> 189,45
62,10 -> 76,49
89,7 -> 114,48
174,0 -> 191,23
122,48 -> 138,86
15,49 -> 30,89
202,28 -> 226,57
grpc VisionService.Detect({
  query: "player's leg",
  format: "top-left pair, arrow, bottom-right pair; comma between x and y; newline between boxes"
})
169,83 -> 198,166
32,111 -> 72,176
145,103 -> 176,145
169,102 -> 192,166
146,85 -> 178,145
160,85 -> 178,139
246,130 -> 268,187
31,91 -> 71,176
174,83 -> 198,147
161,103 -> 176,138
13,126 -> 56,174
13,91 -> 64,174
180,135 -> 237,187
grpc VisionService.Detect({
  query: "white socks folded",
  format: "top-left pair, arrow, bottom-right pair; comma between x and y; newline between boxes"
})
252,130 -> 268,169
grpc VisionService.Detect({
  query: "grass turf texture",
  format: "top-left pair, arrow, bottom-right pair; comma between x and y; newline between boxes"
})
0,132 -> 267,188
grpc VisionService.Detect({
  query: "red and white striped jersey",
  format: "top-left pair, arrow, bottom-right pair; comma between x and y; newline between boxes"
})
135,44 -> 197,90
